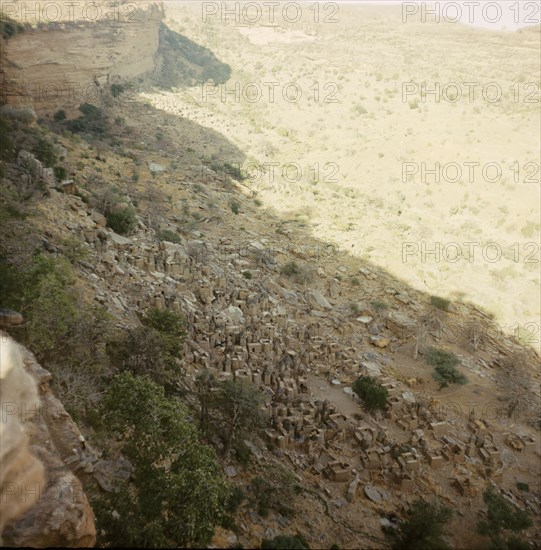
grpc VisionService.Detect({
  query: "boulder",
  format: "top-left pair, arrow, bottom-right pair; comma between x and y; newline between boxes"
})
306,290 -> 332,310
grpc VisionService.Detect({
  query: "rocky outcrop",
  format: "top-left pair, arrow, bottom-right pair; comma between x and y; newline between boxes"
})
0,333 -> 44,541
0,332 -> 96,547
2,1 -> 164,114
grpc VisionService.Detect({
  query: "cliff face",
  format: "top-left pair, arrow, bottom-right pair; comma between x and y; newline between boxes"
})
0,333 -> 96,547
1,1 -> 164,113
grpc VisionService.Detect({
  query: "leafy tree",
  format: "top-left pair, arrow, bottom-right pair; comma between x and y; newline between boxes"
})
94,373 -> 229,548
477,486 -> 532,549
32,135 -> 58,167
215,379 -> 267,461
261,534 -> 310,549
352,375 -> 389,412
391,500 -> 453,550
141,308 -> 186,360
426,348 -> 467,389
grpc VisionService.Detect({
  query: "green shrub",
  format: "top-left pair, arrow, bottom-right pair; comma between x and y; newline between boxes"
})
280,261 -> 314,285
516,482 -> 529,492
66,103 -> 107,135
156,229 -> 182,244
426,348 -> 467,389
352,375 -> 389,412
53,165 -> 68,181
430,295 -> 451,311
242,271 -> 253,279
371,300 -> 388,312
93,373 -> 229,548
33,136 -> 58,167
262,534 -> 310,549
106,207 -> 137,235
54,110 -> 67,122
0,16 -> 26,39
230,200 -> 240,214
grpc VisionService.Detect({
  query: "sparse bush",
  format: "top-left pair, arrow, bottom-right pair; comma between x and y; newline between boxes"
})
371,300 -> 388,312
280,260 -> 315,285
106,206 -> 137,235
230,200 -> 240,214
32,135 -> 58,167
426,348 -> 467,389
54,110 -> 67,122
262,534 -> 310,549
0,15 -> 26,39
430,295 -> 451,311
242,271 -> 253,279
351,277 -> 360,286
156,229 -> 182,244
53,165 -> 68,181
352,375 -> 389,412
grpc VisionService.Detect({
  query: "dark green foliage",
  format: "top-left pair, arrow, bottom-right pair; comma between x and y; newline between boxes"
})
0,15 -> 26,39
54,110 -> 67,122
352,375 -> 389,412
0,115 -> 14,161
230,199 -> 240,214
66,103 -> 107,134
371,300 -> 388,311
32,135 -> 58,167
426,348 -> 467,389
141,308 -> 187,360
94,373 -> 229,548
516,482 -> 529,492
106,207 -> 137,235
107,309 -> 186,389
391,500 -> 453,550
111,83 -> 127,98
477,486 -> 532,549
242,271 -> 253,279
54,165 -> 68,181
430,295 -> 451,311
261,534 -> 310,549
156,229 -> 181,243
281,261 -> 300,276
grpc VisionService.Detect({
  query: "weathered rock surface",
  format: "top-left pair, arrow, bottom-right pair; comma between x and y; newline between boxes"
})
0,332 -> 96,547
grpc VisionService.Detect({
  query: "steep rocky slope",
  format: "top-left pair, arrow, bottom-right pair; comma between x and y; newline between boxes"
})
1,4 -> 539,548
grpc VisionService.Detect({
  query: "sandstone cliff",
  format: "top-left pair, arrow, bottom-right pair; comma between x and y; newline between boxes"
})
0,332 -> 96,547
1,1 -> 164,113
